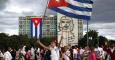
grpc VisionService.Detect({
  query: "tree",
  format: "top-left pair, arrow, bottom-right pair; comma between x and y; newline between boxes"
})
0,32 -> 57,50
18,34 -> 30,47
78,30 -> 109,48
78,38 -> 87,48
0,33 -> 9,48
0,33 -> 31,50
78,30 -> 99,48
8,35 -> 21,50
40,37 -> 52,46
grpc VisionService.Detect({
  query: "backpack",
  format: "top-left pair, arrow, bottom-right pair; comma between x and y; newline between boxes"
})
25,52 -> 30,60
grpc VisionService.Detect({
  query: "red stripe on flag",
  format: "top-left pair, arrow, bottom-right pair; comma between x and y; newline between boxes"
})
48,0 -> 69,8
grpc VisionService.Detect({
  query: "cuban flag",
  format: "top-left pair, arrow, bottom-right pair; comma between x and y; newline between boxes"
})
48,0 -> 93,20
31,18 -> 42,39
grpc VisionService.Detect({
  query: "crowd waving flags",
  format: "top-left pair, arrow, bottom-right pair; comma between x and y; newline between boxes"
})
48,0 -> 93,20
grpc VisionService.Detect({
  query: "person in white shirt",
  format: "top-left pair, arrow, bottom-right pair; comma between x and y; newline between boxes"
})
39,41 -> 60,60
30,46 -> 35,60
36,47 -> 40,59
94,45 -> 103,60
65,49 -> 70,57
80,48 -> 84,55
4,47 -> 12,60
50,43 -> 60,60
98,47 -> 103,57
38,36 -> 63,60
37,47 -> 40,54
21,46 -> 26,56
73,47 -> 78,60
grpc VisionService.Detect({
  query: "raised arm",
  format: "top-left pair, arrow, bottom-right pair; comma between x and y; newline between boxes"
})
58,36 -> 63,47
37,40 -> 49,50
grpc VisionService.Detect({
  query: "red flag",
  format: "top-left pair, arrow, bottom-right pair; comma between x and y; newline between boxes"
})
31,18 -> 42,27
48,0 -> 69,8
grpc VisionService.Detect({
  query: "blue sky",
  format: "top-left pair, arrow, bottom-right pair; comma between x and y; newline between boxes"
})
0,0 -> 115,39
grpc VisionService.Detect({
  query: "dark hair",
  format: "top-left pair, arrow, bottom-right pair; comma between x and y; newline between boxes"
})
25,47 -> 29,52
4,46 -> 8,52
31,44 -> 34,46
61,47 -> 65,53
72,46 -> 75,49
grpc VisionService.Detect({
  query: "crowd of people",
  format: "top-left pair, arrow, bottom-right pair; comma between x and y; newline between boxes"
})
0,39 -> 115,60
0,47 -> 16,60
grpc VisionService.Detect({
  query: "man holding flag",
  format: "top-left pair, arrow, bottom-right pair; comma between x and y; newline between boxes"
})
48,0 -> 93,46
38,0 -> 93,60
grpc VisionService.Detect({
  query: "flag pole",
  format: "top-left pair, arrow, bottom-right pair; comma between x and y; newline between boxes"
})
43,0 -> 49,17
39,0 -> 49,40
86,0 -> 91,46
87,20 -> 89,46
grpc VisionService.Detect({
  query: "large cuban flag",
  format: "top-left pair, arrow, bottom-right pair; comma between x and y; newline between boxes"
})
48,0 -> 93,20
31,18 -> 42,39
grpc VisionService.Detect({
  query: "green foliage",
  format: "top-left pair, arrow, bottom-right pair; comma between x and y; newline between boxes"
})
8,35 -> 19,49
40,37 -> 52,46
0,33 -> 9,48
0,33 -> 31,50
19,35 -> 30,47
0,33 -> 54,50
78,38 -> 87,48
78,30 -> 108,48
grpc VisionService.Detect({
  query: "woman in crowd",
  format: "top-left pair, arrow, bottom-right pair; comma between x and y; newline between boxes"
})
38,40 -> 60,60
82,46 -> 89,60
40,49 -> 45,60
4,47 -> 12,60
25,47 -> 30,60
18,46 -> 25,60
10,48 -> 16,60
89,47 -> 96,60
94,45 -> 104,60
104,43 -> 115,60
61,46 -> 70,60
38,36 -> 63,60
73,46 -> 77,60
30,46 -> 35,60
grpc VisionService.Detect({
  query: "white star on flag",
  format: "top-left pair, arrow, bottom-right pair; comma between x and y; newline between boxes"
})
56,0 -> 60,2
35,20 -> 38,23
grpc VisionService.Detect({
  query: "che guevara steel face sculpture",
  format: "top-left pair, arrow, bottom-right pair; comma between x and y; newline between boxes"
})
58,16 -> 75,45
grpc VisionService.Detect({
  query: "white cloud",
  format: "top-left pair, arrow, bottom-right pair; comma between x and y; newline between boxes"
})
4,0 -> 48,15
0,0 -> 115,40
5,6 -> 33,13
4,29 -> 18,35
0,0 -> 48,35
83,22 -> 115,40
